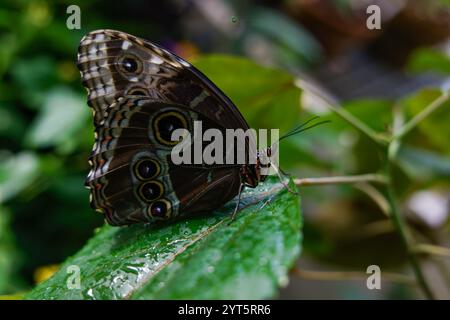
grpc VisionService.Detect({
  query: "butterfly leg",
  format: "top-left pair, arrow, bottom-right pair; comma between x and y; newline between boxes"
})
229,183 -> 244,223
271,162 -> 300,196
258,193 -> 276,210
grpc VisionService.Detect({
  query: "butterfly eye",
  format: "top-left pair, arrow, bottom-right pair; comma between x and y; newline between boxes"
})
148,199 -> 171,220
139,181 -> 163,202
135,159 -> 160,180
118,54 -> 142,74
153,111 -> 188,146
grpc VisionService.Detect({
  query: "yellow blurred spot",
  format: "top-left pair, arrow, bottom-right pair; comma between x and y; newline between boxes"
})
175,41 -> 200,62
34,264 -> 60,284
58,61 -> 78,82
0,293 -> 26,300
26,1 -> 52,27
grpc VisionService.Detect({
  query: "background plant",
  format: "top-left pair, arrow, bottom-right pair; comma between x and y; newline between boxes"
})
1,0 -> 449,299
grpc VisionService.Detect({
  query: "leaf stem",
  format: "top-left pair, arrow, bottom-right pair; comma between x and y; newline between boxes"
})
394,92 -> 449,140
296,81 -> 446,299
354,220 -> 394,239
294,174 -> 387,187
412,244 -> 450,258
296,79 -> 389,147
293,267 -> 415,285
386,96 -> 442,299
355,183 -> 390,216
385,162 -> 435,299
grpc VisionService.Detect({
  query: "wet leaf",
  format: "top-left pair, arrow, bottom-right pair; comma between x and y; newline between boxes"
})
26,178 -> 302,300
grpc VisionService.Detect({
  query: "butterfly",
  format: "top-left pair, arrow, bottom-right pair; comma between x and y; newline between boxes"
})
77,29 -> 273,226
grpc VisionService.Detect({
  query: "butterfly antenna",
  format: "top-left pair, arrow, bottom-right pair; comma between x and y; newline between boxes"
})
282,116 -> 320,138
268,117 -> 329,194
279,118 -> 330,142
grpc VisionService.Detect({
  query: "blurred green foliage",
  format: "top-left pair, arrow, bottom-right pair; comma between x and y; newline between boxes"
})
0,0 -> 110,294
0,0 -> 449,299
407,48 -> 450,75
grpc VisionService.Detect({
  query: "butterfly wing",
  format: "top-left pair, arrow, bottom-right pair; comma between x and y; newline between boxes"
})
86,97 -> 242,225
77,30 -> 255,225
77,29 -> 249,130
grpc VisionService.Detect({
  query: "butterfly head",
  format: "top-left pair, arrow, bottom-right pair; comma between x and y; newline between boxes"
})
242,148 -> 272,187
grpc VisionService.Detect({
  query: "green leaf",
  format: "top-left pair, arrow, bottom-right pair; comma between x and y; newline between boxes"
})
283,98 -> 393,172
396,145 -> 450,181
0,103 -> 26,141
0,152 -> 39,203
407,48 -> 450,75
11,56 -> 57,95
335,99 -> 394,133
25,86 -> 89,152
26,178 -> 302,300
0,207 -> 21,294
192,55 -> 302,133
402,89 -> 450,156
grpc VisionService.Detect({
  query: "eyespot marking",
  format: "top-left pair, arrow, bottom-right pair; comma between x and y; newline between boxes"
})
148,199 -> 171,220
152,111 -> 188,146
117,54 -> 143,76
138,181 -> 164,202
134,159 -> 160,180
127,86 -> 148,96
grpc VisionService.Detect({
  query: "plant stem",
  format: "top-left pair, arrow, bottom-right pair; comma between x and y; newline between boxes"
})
385,163 -> 435,299
394,92 -> 449,140
297,81 -> 446,298
412,244 -> 450,258
386,97 -> 438,299
296,79 -> 389,147
355,183 -> 390,216
294,173 -> 387,187
293,267 -> 415,285
355,220 -> 394,239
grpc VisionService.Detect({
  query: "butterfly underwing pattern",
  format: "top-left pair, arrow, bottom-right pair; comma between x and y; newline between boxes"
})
77,29 -> 268,226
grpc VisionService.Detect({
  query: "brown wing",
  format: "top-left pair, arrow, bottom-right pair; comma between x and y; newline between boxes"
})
77,29 -> 249,130
87,97 -> 241,226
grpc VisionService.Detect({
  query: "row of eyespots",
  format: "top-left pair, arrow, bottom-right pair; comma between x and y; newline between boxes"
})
134,159 -> 162,202
133,158 -> 171,220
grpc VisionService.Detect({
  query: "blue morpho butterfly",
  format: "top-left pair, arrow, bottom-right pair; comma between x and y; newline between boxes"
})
77,30 -> 320,226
